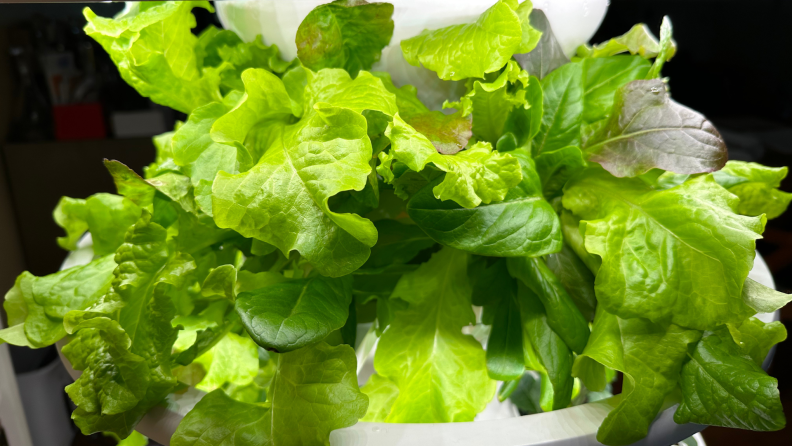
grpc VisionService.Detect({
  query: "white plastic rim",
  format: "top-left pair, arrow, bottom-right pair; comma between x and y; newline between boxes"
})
57,235 -> 779,446
214,0 -> 609,109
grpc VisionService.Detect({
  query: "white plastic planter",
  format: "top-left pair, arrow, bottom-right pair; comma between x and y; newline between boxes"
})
215,0 -> 609,108
57,235 -> 778,446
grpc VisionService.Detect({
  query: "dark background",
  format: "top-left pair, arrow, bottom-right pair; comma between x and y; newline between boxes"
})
0,1 -> 790,446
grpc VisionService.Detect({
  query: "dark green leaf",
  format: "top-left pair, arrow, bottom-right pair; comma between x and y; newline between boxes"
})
507,256 -> 590,354
408,149 -> 561,257
235,275 -> 353,352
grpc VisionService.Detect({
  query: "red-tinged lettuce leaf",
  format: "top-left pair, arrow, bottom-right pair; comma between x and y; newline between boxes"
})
296,0 -> 394,75
584,79 -> 727,178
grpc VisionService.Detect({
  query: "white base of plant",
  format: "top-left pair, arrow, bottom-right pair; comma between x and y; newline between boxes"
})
57,235 -> 777,446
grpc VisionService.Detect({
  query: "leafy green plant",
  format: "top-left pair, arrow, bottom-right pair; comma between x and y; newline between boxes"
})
0,1 -> 789,445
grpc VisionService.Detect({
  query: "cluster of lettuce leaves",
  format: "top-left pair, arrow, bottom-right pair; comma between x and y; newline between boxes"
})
2,1 -> 792,445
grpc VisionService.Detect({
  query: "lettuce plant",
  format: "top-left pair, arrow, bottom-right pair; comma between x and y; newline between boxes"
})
1,1 -> 791,445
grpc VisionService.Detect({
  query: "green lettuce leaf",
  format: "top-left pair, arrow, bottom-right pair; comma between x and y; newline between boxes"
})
194,332 -> 259,392
362,219 -> 434,270
581,23 -> 675,60
54,194 -> 142,256
62,212 -> 195,437
407,149 -> 561,256
196,25 -> 292,93
400,0 -> 522,81
741,277 -> 792,314
646,17 -> 675,79
674,320 -> 786,431
563,167 -> 765,330
462,60 -> 531,146
84,2 -> 221,114
235,275 -> 353,352
507,256 -> 590,354
516,282 -> 573,412
0,256 -> 116,348
172,342 -> 367,446
533,62 -> 583,155
360,373 -> 400,422
211,68 -> 397,277
544,243 -> 597,322
382,114 -> 522,208
486,291 -> 525,381
514,0 -> 543,54
374,248 -> 495,422
581,56 -> 651,124
576,306 -> 701,445
168,97 -> 241,215
296,0 -> 394,75
533,145 -> 586,199
714,161 -> 792,219
584,79 -> 727,178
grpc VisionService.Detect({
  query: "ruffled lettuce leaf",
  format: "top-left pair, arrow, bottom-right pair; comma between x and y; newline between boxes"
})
579,22 -> 676,60
84,2 -> 221,114
407,149 -> 561,256
400,0 -> 524,81
674,319 -> 786,431
374,248 -> 495,422
0,256 -> 116,348
62,212 -> 195,437
563,167 -> 765,330
575,306 -> 701,445
714,161 -> 792,219
196,25 -> 292,94
381,114 -> 522,208
296,0 -> 394,75
458,60 -> 531,146
210,68 -> 397,277
171,342 -> 367,446
54,194 -> 142,255
375,72 -> 473,155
